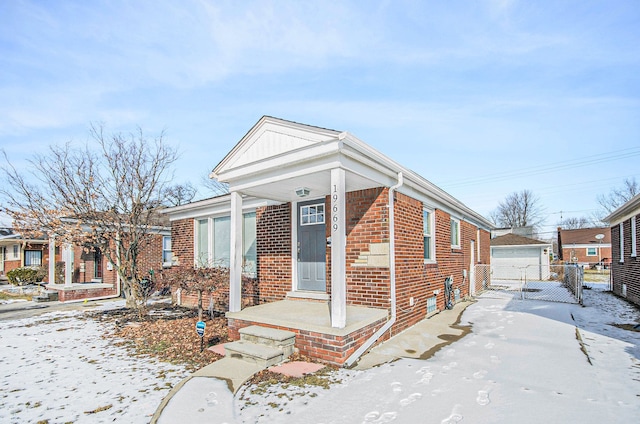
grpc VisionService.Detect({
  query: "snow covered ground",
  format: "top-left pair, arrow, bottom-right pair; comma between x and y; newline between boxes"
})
0,302 -> 187,424
1,285 -> 639,423
235,284 -> 640,423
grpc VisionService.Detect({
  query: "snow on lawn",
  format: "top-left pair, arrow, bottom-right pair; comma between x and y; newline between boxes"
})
0,306 -> 187,424
236,287 -> 640,423
1,288 -> 639,423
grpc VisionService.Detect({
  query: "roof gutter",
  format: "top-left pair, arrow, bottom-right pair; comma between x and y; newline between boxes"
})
345,172 -> 403,368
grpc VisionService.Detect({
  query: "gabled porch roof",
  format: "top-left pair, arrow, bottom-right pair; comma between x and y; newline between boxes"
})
212,116 -> 493,230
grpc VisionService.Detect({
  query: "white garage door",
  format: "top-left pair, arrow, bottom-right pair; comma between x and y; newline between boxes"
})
492,247 -> 541,280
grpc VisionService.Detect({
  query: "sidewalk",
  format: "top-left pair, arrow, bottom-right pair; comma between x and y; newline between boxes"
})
151,301 -> 472,423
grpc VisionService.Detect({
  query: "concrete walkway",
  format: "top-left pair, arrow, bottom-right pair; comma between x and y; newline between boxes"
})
151,301 -> 472,423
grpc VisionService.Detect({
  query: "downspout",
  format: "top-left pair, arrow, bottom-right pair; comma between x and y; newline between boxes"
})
345,172 -> 403,368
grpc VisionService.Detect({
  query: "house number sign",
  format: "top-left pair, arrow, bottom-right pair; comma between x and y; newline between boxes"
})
332,185 -> 339,233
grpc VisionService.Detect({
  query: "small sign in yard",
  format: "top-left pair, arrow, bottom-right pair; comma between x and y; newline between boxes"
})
196,320 -> 206,352
196,321 -> 206,337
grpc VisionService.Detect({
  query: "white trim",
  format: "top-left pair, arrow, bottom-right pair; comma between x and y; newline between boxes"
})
290,201 -> 298,293
422,207 -> 435,263
619,223 -> 624,263
450,218 -> 461,249
631,216 -> 637,257
330,168 -> 347,328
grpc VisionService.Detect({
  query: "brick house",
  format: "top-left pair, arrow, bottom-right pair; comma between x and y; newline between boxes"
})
164,116 -> 493,366
605,194 -> 640,306
557,227 -> 611,268
1,226 -> 171,302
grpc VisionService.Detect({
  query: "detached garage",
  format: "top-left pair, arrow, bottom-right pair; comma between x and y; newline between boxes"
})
490,234 -> 552,280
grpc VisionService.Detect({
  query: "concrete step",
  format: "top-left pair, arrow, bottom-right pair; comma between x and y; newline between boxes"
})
224,340 -> 284,367
239,325 -> 296,357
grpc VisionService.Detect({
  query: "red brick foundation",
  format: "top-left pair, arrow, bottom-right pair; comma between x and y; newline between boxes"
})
227,316 -> 388,366
53,285 -> 118,302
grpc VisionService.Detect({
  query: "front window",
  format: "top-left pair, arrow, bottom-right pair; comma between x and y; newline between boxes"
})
24,250 -> 42,266
586,247 -> 597,256
423,208 -> 435,261
195,213 -> 256,275
451,218 -> 461,249
11,245 -> 19,260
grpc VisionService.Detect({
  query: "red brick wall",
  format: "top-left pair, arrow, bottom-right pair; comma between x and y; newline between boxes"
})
57,286 -> 117,302
171,219 -> 194,267
610,216 -> 640,306
345,188 -> 390,308
256,204 -> 292,302
560,246 -> 612,266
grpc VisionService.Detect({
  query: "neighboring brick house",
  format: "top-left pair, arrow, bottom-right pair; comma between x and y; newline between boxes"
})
0,225 -> 171,302
164,116 -> 493,366
557,227 -> 611,268
605,194 -> 640,307
0,228 -> 50,280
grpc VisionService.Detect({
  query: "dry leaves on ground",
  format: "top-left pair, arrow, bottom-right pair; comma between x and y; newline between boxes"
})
93,303 -> 228,372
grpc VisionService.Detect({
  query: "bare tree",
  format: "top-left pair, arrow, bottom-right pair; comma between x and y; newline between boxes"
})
596,177 -> 639,215
162,182 -> 197,206
490,189 -> 545,228
161,265 -> 229,320
557,216 -> 593,230
201,172 -> 229,197
0,124 -> 178,311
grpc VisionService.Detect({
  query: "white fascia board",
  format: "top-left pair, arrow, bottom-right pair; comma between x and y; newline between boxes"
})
165,196 -> 272,222
563,243 -> 612,249
604,193 -> 640,224
216,139 -> 341,183
341,135 -> 493,230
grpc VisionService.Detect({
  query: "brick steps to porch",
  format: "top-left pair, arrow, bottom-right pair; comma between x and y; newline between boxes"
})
223,325 -> 296,368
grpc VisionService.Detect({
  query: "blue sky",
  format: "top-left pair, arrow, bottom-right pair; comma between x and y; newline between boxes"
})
1,0 -> 639,237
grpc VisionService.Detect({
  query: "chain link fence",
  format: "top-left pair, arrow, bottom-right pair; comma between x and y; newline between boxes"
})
472,264 -> 589,305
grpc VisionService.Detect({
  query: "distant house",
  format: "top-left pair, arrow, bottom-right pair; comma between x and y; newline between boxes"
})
605,194 -> 640,307
0,225 -> 171,302
490,233 -> 552,280
557,227 -> 611,268
164,116 -> 494,366
0,228 -> 49,280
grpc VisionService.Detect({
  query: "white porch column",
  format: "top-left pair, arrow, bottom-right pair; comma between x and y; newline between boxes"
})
63,243 -> 73,286
48,236 -> 55,284
330,168 -> 347,328
229,191 -> 243,313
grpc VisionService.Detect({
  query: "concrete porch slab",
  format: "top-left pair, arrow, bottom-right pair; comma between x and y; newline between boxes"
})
226,299 -> 388,337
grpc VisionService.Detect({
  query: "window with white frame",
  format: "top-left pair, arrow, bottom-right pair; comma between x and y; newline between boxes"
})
477,229 -> 481,262
631,216 -> 637,257
195,213 -> 257,275
24,250 -> 42,266
586,247 -> 597,256
300,204 -> 325,225
450,218 -> 461,249
10,245 -> 19,260
162,236 -> 172,267
619,223 -> 624,263
423,208 -> 435,261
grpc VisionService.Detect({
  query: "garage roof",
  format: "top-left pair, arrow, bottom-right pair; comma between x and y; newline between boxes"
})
491,234 -> 548,246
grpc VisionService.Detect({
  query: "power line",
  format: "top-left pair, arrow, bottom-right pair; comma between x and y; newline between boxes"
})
440,147 -> 640,188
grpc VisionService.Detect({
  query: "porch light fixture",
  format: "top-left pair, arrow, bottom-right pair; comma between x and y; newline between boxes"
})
295,187 -> 311,198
